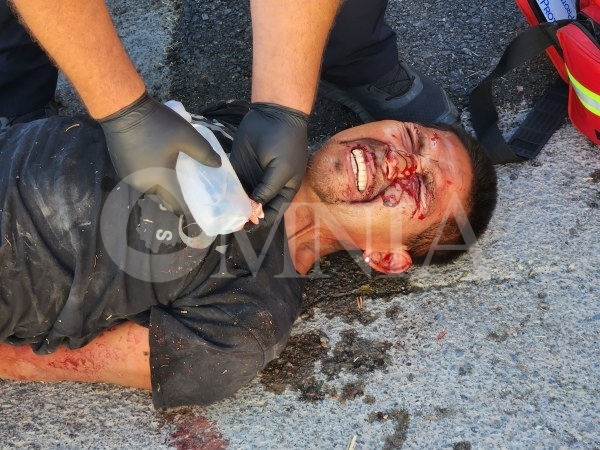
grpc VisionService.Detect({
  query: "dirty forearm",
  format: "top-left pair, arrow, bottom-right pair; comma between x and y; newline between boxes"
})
9,0 -> 145,119
0,322 -> 151,389
249,0 -> 341,114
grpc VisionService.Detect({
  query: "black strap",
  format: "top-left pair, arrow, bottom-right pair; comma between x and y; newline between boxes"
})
469,21 -> 570,164
507,78 -> 568,160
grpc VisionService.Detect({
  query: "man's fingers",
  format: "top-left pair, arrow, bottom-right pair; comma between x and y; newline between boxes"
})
245,187 -> 296,231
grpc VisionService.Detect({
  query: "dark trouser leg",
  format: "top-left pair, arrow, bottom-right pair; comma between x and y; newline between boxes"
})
0,1 -> 57,118
321,0 -> 397,86
319,0 -> 459,125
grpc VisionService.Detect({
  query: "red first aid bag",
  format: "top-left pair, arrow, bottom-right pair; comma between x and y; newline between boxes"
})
516,0 -> 578,82
556,5 -> 600,143
470,0 -> 600,164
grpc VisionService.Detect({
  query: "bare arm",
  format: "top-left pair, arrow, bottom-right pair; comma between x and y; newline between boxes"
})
9,0 -> 145,119
0,322 -> 151,389
250,0 -> 341,114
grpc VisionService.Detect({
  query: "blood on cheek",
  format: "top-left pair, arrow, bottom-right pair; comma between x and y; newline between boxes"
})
380,153 -> 405,207
380,151 -> 422,215
401,160 -> 415,178
380,176 -> 422,217
381,180 -> 404,207
385,151 -> 416,179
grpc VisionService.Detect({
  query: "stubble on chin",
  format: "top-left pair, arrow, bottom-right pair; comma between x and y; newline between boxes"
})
306,151 -> 343,204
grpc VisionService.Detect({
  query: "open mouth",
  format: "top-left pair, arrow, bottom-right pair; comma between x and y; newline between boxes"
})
349,144 -> 427,217
350,148 -> 367,192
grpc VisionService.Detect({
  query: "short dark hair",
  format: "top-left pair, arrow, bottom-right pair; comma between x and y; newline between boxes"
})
407,123 -> 497,265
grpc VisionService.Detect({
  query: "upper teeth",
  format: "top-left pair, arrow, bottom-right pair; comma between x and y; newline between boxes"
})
351,149 -> 367,192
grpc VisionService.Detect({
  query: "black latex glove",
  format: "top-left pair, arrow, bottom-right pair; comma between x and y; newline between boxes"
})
230,102 -> 309,228
99,92 -> 221,213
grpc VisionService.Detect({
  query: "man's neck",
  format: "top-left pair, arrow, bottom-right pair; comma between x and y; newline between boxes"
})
283,181 -> 343,275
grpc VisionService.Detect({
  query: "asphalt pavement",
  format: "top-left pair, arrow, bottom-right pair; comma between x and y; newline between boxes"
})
1,0 -> 599,449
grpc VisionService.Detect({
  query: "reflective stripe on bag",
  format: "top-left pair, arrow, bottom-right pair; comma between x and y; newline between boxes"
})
567,67 -> 600,116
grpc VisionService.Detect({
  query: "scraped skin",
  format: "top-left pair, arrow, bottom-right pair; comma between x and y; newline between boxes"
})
0,322 -> 151,388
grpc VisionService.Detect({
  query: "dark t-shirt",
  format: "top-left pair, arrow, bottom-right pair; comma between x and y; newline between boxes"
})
0,112 -> 305,408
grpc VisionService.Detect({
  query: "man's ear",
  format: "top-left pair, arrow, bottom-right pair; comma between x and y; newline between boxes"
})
363,250 -> 412,274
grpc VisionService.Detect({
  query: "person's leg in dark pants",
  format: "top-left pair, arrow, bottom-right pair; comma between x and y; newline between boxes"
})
320,0 -> 458,125
321,0 -> 397,86
0,0 -> 58,131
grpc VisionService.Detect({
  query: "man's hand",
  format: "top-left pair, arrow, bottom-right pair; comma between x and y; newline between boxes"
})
230,103 -> 309,227
99,92 -> 221,212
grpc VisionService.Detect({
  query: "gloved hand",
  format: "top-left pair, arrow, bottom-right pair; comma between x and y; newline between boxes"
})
99,92 -> 221,213
230,102 -> 309,228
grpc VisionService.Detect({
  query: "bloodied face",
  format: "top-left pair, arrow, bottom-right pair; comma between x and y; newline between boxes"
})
305,120 -> 473,248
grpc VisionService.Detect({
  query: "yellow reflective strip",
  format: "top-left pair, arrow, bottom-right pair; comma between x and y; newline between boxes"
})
567,67 -> 600,116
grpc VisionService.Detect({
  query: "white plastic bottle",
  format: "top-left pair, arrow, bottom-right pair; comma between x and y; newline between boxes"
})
176,122 -> 252,236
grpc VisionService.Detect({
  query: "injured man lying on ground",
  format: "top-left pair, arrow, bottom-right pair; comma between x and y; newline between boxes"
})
0,101 -> 497,409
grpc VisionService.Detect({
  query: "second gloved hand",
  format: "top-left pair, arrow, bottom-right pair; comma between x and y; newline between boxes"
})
99,92 -> 221,213
230,102 -> 309,228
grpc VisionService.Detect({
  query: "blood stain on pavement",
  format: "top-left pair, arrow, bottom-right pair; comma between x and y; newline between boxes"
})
158,408 -> 229,450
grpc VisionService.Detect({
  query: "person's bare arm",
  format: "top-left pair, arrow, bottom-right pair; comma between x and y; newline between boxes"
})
0,322 -> 151,389
250,0 -> 341,114
230,0 -> 341,228
9,0 -> 223,214
9,0 -> 145,119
